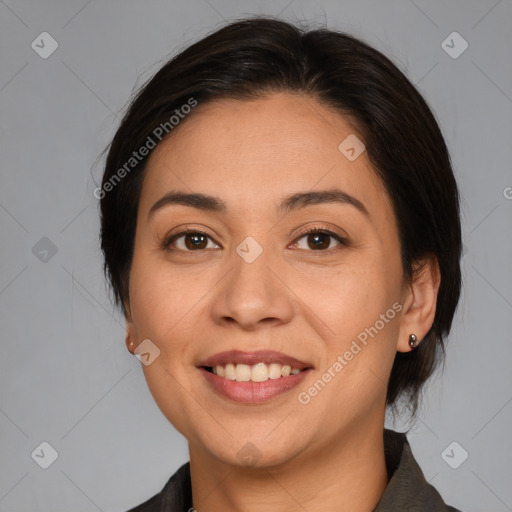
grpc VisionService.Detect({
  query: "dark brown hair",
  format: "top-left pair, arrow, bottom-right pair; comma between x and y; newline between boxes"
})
98,16 -> 462,415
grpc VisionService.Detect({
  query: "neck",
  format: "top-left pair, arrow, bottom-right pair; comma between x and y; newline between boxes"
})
189,421 -> 388,512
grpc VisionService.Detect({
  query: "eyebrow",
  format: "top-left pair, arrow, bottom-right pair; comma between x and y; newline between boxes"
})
147,187 -> 369,220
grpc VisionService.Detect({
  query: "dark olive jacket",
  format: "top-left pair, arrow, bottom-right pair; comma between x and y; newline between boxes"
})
127,429 -> 462,512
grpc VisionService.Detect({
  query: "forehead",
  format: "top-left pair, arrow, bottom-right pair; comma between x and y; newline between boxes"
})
140,92 -> 391,220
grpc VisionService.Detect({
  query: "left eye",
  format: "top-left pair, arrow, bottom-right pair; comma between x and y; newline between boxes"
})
293,229 -> 347,251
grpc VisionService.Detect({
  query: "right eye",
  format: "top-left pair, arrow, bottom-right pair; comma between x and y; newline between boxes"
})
164,229 -> 221,252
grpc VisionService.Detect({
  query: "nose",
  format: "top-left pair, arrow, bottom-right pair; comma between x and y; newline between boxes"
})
210,243 -> 294,331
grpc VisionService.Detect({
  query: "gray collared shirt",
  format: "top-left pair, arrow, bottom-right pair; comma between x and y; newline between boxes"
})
127,429 -> 462,511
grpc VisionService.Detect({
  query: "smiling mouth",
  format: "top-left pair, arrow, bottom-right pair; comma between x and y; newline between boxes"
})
202,362 -> 310,382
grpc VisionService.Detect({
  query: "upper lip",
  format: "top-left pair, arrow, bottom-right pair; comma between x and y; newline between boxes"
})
197,350 -> 313,370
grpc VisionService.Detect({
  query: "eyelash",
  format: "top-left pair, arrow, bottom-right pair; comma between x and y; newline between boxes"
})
162,226 -> 348,254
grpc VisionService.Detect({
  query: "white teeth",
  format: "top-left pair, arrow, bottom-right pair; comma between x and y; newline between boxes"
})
251,362 -> 268,382
268,363 -> 282,379
224,363 -> 236,380
208,362 -> 304,382
235,364 -> 251,382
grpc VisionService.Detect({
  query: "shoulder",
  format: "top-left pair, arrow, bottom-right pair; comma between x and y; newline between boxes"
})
125,462 -> 192,512
376,430 -> 464,512
126,492 -> 161,512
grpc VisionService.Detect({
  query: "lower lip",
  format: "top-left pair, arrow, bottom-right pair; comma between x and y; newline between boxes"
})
199,367 -> 311,403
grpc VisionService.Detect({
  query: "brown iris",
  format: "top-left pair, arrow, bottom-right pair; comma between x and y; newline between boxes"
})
184,233 -> 208,250
308,233 -> 331,250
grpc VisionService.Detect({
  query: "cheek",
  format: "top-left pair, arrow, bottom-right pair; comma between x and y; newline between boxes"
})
128,243 -> 200,335
128,247 -> 217,392
129,255 -> 204,436
308,250 -> 403,383
315,256 -> 402,335
303,281 -> 400,424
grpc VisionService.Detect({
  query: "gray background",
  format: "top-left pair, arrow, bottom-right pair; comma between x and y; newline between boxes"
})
1,1 -> 511,511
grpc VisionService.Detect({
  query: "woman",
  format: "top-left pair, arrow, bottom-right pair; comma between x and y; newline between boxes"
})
98,16 -> 463,512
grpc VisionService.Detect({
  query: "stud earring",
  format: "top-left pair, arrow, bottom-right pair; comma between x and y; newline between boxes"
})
409,334 -> 419,349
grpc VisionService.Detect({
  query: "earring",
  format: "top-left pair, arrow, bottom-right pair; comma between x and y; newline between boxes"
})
409,334 -> 419,349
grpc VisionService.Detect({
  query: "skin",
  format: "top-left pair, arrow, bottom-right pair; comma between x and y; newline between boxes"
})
124,92 -> 440,512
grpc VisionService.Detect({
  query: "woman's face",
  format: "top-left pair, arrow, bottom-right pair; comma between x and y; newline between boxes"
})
125,92 -> 414,468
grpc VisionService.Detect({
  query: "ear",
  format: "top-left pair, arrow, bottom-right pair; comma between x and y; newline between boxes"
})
397,255 -> 441,353
124,301 -> 137,355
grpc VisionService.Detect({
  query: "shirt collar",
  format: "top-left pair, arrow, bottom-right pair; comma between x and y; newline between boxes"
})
373,429 -> 458,511
152,429 -> 458,512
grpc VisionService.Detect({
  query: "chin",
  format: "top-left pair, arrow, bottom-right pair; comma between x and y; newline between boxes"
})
199,433 -> 309,471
